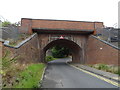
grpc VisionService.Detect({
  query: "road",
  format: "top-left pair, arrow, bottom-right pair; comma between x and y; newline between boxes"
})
41,58 -> 118,88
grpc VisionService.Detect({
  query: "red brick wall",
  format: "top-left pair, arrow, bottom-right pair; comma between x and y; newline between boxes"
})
94,22 -> 104,29
21,18 -> 104,34
86,36 -> 118,65
37,34 -> 86,63
21,19 -> 32,33
94,22 -> 104,34
32,19 -> 95,30
2,34 -> 40,64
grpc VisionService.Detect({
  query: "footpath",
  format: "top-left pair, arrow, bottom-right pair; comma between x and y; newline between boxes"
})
69,63 -> 119,82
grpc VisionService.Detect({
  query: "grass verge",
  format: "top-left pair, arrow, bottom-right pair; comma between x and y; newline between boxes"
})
88,64 -> 120,75
13,63 -> 45,88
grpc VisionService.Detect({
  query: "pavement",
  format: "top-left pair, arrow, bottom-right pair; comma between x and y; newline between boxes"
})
41,58 -> 118,88
70,63 -> 119,82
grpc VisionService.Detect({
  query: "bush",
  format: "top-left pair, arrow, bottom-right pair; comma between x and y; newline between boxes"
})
98,64 -> 108,70
2,21 -> 11,27
51,45 -> 70,58
45,56 -> 55,62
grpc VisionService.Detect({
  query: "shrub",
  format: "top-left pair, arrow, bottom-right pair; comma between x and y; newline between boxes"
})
51,45 -> 70,58
98,64 -> 108,70
2,21 -> 11,27
45,56 -> 55,62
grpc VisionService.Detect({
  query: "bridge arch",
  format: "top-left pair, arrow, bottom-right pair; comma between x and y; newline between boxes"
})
42,39 -> 83,63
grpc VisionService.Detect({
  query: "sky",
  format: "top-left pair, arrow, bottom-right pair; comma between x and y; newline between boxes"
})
0,0 -> 119,27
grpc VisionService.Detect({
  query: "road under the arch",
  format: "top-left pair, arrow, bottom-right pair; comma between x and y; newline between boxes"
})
41,58 -> 117,88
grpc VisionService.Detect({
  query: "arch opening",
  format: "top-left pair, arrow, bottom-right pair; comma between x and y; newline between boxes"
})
43,39 -> 82,63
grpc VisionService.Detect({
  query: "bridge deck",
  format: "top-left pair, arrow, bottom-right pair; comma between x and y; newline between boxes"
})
32,28 -> 94,34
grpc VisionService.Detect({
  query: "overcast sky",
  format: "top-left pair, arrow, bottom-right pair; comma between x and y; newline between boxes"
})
0,0 -> 119,27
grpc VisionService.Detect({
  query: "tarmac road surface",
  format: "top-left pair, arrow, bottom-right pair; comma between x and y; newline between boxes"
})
41,58 -> 118,88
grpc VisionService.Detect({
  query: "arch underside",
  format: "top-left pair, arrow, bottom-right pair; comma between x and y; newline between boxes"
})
43,39 -> 83,63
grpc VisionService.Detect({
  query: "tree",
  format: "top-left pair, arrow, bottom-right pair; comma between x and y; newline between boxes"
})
2,21 -> 11,27
51,45 -> 70,58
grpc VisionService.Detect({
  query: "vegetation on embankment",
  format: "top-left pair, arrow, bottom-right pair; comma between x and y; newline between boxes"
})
45,55 -> 57,62
5,33 -> 31,47
1,49 -> 46,88
14,63 -> 45,88
45,45 -> 71,62
88,64 -> 120,75
51,45 -> 70,58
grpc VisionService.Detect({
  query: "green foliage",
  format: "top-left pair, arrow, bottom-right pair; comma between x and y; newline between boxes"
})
6,33 -> 31,47
97,64 -> 108,70
45,56 -> 56,62
2,21 -> 11,27
2,50 -> 18,69
1,50 -> 19,88
90,64 -> 120,75
51,45 -> 70,58
14,63 -> 45,88
116,67 -> 120,75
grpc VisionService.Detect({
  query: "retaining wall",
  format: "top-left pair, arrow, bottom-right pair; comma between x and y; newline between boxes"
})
86,35 -> 119,65
2,33 -> 119,65
2,33 -> 40,64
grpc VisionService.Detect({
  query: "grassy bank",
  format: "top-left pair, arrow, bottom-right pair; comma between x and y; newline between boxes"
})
2,62 -> 45,88
1,50 -> 46,88
14,63 -> 45,88
88,64 -> 120,75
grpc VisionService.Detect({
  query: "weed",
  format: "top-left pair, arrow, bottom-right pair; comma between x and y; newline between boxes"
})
2,50 -> 18,69
89,64 -> 119,75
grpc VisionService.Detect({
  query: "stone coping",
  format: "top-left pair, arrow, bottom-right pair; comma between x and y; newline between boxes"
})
91,35 -> 120,50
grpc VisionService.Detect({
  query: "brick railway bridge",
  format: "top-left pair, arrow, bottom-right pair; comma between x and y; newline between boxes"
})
20,18 -> 117,65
